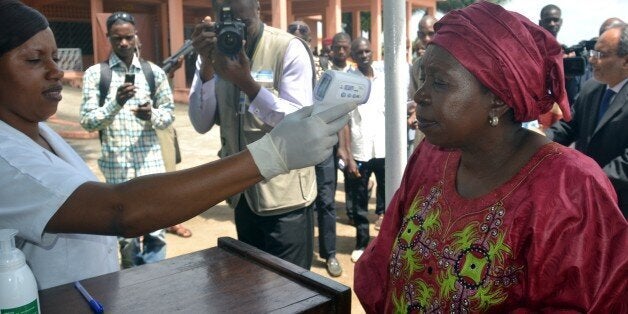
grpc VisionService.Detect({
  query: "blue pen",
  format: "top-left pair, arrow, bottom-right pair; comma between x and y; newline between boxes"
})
74,281 -> 104,314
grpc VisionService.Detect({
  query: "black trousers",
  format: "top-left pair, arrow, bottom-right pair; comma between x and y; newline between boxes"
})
345,158 -> 386,250
234,196 -> 314,269
314,153 -> 338,259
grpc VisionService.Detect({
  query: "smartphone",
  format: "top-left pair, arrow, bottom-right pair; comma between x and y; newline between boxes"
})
124,73 -> 135,84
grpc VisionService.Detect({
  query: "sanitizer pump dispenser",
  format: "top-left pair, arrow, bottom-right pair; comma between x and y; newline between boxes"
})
0,229 -> 40,313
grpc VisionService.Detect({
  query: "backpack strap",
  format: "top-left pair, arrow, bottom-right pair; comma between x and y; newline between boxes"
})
139,59 -> 157,108
98,60 -> 111,107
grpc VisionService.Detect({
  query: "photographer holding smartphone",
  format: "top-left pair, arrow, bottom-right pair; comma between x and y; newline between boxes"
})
188,0 -> 319,269
79,12 -> 176,269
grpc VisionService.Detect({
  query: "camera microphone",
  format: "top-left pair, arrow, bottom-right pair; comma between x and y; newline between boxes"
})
162,39 -> 194,74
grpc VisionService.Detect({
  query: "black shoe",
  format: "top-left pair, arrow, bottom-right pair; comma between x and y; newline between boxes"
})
326,256 -> 342,277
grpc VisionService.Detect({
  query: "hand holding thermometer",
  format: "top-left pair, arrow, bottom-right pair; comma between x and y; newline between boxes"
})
312,70 -> 371,115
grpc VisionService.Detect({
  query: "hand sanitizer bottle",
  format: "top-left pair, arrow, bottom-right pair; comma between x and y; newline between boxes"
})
0,229 -> 40,313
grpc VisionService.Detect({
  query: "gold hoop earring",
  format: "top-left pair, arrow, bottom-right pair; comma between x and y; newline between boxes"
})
489,116 -> 499,127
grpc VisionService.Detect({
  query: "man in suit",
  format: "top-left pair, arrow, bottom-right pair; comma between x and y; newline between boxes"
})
547,24 -> 628,217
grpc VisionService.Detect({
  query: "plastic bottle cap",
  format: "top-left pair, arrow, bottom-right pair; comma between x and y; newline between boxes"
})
0,229 -> 26,270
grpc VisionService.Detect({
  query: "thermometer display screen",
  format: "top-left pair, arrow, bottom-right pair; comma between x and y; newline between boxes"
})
315,73 -> 332,100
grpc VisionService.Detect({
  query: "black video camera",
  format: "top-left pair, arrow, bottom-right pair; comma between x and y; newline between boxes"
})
215,7 -> 247,56
563,39 -> 596,77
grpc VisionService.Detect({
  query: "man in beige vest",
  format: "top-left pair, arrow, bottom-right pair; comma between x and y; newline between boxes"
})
188,0 -> 317,269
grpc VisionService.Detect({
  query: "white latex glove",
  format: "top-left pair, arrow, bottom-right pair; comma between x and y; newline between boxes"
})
248,102 -> 357,180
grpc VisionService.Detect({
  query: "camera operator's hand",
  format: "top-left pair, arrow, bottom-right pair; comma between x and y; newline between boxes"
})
212,48 -> 260,101
191,16 -> 217,82
115,83 -> 135,107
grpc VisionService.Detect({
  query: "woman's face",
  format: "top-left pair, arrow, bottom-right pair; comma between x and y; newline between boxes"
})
0,28 -> 63,126
414,44 -> 494,148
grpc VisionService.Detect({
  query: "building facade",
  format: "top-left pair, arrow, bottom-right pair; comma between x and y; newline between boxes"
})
23,0 -> 436,103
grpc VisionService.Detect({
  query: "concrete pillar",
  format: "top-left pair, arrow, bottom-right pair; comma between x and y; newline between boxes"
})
370,0 -> 381,60
325,0 -> 341,38
286,0 -> 294,24
272,0 -> 288,30
352,10 -> 361,39
167,0 -> 187,103
160,3 -> 169,60
90,0 -> 104,64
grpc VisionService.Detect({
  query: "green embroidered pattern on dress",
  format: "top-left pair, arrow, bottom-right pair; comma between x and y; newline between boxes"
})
389,183 -> 523,313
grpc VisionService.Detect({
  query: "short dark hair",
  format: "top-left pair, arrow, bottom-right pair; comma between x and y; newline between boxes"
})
332,32 -> 351,46
540,4 -> 561,17
288,21 -> 311,42
350,37 -> 370,51
106,12 -> 135,31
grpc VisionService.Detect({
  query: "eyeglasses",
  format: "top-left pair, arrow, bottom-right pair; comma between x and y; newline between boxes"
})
288,24 -> 310,35
107,12 -> 135,30
110,12 -> 135,23
589,49 -> 614,59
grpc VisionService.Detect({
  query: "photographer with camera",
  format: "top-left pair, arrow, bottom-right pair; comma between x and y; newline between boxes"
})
188,0 -> 317,269
547,24 -> 628,218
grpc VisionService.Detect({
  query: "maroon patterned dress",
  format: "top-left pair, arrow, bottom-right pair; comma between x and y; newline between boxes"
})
355,142 -> 628,313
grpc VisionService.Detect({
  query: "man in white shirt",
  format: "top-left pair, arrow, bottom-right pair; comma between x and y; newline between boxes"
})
187,0 -> 317,269
338,37 -> 386,263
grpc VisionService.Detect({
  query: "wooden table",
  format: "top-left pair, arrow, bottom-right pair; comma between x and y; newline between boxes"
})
40,237 -> 351,313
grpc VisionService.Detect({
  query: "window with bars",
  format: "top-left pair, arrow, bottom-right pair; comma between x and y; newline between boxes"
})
49,21 -> 93,56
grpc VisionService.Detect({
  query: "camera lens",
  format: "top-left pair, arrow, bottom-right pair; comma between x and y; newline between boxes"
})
224,33 -> 236,46
218,29 -> 242,55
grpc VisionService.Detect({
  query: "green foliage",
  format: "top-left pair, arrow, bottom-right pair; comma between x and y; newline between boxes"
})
437,0 -> 510,13
341,11 -> 371,40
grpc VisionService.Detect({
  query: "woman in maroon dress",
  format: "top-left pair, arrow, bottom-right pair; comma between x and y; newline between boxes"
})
354,2 -> 627,313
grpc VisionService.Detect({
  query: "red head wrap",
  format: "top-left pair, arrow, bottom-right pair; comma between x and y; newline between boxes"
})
431,1 -> 570,122
323,38 -> 333,46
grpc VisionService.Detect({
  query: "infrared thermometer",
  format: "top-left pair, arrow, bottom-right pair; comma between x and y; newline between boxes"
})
312,70 -> 371,115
